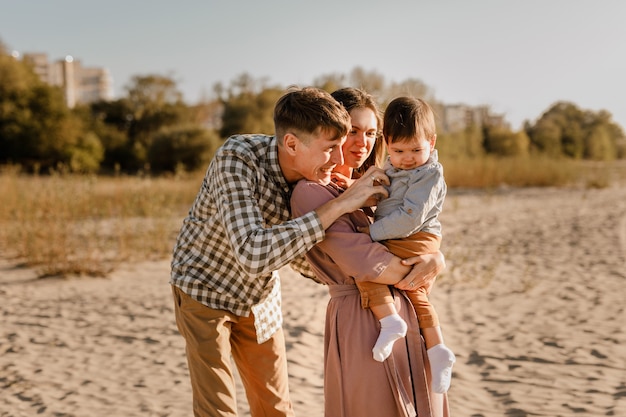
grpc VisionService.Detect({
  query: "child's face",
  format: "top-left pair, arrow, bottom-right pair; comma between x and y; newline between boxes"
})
386,135 -> 435,170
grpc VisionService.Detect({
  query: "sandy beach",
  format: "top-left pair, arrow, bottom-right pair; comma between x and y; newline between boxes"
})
1,186 -> 625,417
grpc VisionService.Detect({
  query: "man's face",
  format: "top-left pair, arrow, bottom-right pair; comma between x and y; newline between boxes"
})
295,130 -> 346,185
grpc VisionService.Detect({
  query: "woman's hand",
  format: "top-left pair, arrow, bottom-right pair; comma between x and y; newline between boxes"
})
394,251 -> 446,293
356,225 -> 371,234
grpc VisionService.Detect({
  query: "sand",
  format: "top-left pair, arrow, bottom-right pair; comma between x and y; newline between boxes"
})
1,186 -> 625,417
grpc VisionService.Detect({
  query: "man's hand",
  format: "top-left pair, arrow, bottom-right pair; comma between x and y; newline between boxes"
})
336,166 -> 389,212
316,166 -> 389,231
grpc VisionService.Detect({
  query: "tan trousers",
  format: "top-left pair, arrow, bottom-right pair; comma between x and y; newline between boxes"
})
172,286 -> 294,417
356,231 -> 442,328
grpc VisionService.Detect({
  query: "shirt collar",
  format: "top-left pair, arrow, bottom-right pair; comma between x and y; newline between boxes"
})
267,136 -> 291,195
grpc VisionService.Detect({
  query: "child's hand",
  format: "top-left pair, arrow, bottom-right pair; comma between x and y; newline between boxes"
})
331,172 -> 354,189
357,225 -> 370,234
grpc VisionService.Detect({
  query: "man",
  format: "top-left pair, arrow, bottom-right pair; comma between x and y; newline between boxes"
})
170,87 -> 390,416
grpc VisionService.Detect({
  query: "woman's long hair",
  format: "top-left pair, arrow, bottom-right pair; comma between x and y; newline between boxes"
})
331,87 -> 385,177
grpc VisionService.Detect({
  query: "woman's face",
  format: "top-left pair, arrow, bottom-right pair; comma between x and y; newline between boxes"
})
341,107 -> 378,169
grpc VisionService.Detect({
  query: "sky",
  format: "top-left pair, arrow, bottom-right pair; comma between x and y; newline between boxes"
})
1,0 -> 625,131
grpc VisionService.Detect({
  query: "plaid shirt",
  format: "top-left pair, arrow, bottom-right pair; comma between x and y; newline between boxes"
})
170,134 -> 324,343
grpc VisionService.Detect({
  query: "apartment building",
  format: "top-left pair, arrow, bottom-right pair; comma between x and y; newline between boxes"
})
21,52 -> 113,108
441,103 -> 510,133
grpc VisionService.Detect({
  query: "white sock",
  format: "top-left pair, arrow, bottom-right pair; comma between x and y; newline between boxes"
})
427,343 -> 456,393
372,314 -> 407,362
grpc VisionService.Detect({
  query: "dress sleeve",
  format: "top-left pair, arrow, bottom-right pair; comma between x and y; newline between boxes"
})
291,180 -> 395,283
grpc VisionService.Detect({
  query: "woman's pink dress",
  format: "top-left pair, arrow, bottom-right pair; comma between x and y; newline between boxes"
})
291,180 -> 449,417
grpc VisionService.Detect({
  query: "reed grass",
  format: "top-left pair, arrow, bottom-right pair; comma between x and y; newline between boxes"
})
441,155 -> 577,188
1,157 -> 624,278
441,155 -> 626,189
0,166 -> 203,277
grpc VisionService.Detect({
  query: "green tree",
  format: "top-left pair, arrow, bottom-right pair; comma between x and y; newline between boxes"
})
148,125 -> 221,173
483,126 -> 530,156
437,125 -> 484,159
0,49 -> 45,163
382,78 -> 434,108
125,75 -> 190,168
313,73 -> 346,93
88,74 -> 197,172
527,102 -> 624,160
348,67 -> 385,98
217,74 -> 283,138
87,99 -> 133,170
67,131 -> 105,173
584,124 -> 614,161
0,43 -> 94,172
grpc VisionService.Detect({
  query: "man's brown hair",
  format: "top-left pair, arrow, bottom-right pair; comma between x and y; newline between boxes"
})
274,86 -> 351,143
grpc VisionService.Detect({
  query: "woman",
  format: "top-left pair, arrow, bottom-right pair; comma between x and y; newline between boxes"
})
331,87 -> 386,183
290,88 -> 449,416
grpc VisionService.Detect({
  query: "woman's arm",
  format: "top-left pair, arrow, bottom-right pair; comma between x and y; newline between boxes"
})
371,251 -> 445,291
369,256 -> 411,284
291,179 -> 445,289
291,179 -> 395,284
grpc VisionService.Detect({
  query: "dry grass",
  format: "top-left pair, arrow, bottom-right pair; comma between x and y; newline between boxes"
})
1,158 -> 625,278
441,155 -> 626,189
442,155 -> 572,188
0,166 -> 203,277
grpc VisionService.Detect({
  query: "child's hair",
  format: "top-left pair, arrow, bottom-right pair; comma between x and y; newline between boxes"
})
383,96 -> 436,144
274,86 -> 351,143
331,87 -> 385,174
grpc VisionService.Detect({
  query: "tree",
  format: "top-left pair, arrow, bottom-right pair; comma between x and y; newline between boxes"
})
437,125 -> 484,159
0,43 -> 95,172
313,73 -> 346,93
87,99 -> 134,170
88,74 -> 197,171
584,124 -> 614,161
348,67 -> 385,97
527,101 -> 624,160
218,74 -> 283,138
219,88 -> 283,137
382,78 -> 434,108
67,131 -> 105,173
124,75 -> 190,167
483,126 -> 530,156
148,125 -> 221,173
527,116 -> 563,157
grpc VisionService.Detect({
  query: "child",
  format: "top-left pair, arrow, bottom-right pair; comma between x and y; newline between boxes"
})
357,96 -> 456,394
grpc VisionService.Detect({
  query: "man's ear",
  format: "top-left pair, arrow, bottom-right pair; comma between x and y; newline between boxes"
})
283,133 -> 299,155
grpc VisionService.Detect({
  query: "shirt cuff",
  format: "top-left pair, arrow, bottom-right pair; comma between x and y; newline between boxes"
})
296,210 -> 325,246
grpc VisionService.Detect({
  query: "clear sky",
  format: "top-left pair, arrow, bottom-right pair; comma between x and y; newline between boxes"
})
2,0 -> 625,130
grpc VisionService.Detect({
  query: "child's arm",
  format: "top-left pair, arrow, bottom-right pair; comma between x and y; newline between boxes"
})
370,166 -> 445,242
